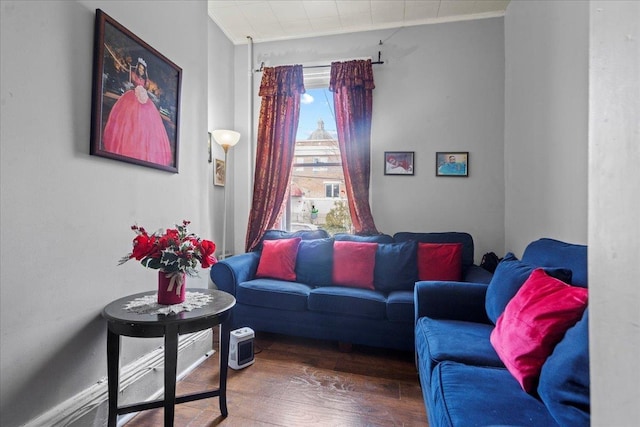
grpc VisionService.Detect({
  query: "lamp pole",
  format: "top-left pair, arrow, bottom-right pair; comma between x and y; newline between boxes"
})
212,130 -> 240,261
221,144 -> 230,260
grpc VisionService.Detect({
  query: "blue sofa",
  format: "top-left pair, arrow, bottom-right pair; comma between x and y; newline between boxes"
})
415,238 -> 590,426
210,229 -> 492,351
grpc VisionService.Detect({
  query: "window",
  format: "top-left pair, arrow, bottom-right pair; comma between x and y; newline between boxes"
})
325,183 -> 340,198
281,86 -> 352,235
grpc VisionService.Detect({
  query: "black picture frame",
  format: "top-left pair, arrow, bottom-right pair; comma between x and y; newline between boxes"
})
436,152 -> 469,177
90,9 -> 182,173
384,151 -> 414,175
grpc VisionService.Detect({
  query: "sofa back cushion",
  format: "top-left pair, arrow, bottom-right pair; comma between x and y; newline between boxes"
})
256,229 -> 330,252
334,233 -> 394,243
490,268 -> 588,393
373,241 -> 418,292
417,242 -> 463,281
256,237 -> 302,281
393,232 -> 474,273
538,309 -> 590,426
485,253 -> 572,324
333,241 -> 378,289
295,238 -> 334,287
522,238 -> 588,288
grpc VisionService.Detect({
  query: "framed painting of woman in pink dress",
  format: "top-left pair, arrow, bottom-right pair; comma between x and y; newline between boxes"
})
90,9 -> 181,173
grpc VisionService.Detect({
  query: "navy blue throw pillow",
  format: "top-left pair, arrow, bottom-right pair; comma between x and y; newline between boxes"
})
373,241 -> 418,292
538,309 -> 590,427
295,238 -> 334,286
485,253 -> 572,324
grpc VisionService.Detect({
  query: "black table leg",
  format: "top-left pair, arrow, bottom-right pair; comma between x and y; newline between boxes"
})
106,329 -> 120,427
164,324 -> 179,427
219,322 -> 230,417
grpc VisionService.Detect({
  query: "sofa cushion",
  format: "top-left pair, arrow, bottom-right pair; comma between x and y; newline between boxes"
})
295,238 -> 334,286
538,309 -> 590,427
334,233 -> 394,243
374,241 -> 418,292
256,237 -> 301,281
415,317 -> 502,388
308,286 -> 387,319
417,242 -> 462,281
485,252 -> 573,324
386,291 -> 414,322
430,362 -> 559,427
490,268 -> 589,392
522,238 -> 588,288
257,229 -> 330,251
236,279 -> 312,311
393,232 -> 475,272
332,241 -> 378,289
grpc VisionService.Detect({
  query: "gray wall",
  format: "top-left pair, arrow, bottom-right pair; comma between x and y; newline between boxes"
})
504,0 -> 589,255
588,1 -> 640,424
0,1 -> 232,425
209,17 -> 239,257
505,1 -> 640,424
234,18 -> 506,262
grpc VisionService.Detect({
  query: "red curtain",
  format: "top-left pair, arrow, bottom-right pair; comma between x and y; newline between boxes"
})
245,65 -> 305,252
329,59 -> 379,235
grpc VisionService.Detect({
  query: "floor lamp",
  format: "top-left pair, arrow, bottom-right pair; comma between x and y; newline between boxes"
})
212,129 -> 240,260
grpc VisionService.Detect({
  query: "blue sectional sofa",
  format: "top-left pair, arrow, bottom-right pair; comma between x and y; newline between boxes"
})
210,229 -> 492,351
415,238 -> 590,427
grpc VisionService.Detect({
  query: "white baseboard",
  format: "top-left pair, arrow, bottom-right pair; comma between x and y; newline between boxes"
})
23,329 -> 214,427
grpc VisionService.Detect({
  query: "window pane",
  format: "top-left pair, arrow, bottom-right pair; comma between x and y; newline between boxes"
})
287,87 -> 352,235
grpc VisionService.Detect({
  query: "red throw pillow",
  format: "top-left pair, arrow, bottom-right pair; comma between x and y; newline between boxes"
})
332,241 -> 378,289
490,268 -> 588,393
417,242 -> 463,281
256,237 -> 301,281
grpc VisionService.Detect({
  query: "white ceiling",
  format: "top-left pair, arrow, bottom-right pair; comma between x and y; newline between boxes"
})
208,0 -> 510,45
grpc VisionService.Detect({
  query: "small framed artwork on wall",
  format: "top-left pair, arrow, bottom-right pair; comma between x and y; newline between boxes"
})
214,159 -> 225,186
384,151 -> 414,175
436,152 -> 469,177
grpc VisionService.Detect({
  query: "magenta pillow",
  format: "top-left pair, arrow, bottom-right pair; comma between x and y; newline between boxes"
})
417,242 -> 463,281
256,237 -> 301,281
332,241 -> 378,289
490,268 -> 589,392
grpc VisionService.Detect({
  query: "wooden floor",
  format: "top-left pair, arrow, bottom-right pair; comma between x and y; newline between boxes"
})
123,331 -> 428,426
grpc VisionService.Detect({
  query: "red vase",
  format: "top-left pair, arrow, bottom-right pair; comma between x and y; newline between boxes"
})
157,271 -> 186,305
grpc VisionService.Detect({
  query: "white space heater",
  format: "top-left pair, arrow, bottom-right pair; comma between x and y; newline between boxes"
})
228,327 -> 255,370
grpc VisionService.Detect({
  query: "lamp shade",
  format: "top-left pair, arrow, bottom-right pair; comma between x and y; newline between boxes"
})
212,130 -> 240,148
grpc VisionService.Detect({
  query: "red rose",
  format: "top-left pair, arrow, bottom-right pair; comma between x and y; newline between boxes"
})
198,240 -> 217,268
158,229 -> 179,249
130,234 -> 156,260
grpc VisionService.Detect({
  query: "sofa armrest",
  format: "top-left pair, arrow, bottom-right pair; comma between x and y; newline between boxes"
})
464,265 -> 494,284
209,252 -> 260,296
414,281 -> 491,324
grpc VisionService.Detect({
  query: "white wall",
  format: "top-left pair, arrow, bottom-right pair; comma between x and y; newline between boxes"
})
208,17 -> 238,257
506,1 -> 640,425
233,18 -> 506,262
589,1 -> 640,425
0,1 -> 223,425
504,0 -> 589,255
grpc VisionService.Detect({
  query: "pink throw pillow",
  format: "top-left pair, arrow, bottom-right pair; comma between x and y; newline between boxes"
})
332,241 -> 378,289
417,242 -> 463,281
490,268 -> 588,392
256,237 -> 301,281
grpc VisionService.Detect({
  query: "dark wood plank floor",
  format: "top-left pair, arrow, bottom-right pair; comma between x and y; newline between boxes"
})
124,331 -> 428,426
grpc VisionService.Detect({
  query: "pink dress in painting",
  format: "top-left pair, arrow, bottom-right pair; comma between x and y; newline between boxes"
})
103,70 -> 173,166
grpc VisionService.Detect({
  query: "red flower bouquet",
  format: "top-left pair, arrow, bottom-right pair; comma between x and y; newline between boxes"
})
119,220 -> 217,293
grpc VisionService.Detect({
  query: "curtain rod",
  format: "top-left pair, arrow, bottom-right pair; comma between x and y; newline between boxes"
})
254,51 -> 384,73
